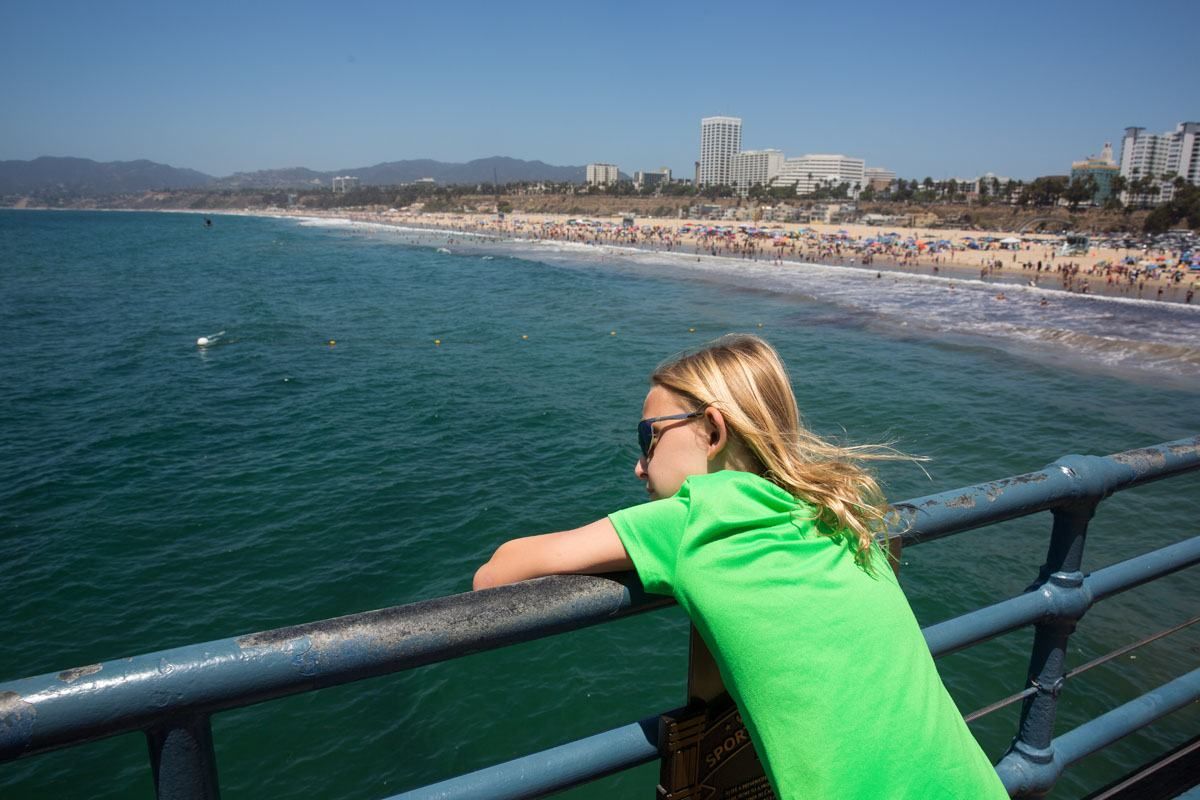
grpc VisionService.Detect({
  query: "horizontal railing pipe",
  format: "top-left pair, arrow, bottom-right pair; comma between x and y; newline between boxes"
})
1,436 -> 1197,798
1087,537 -> 1200,603
0,573 -> 669,762
385,715 -> 660,800
891,436 -> 1200,547
1106,437 -> 1200,490
923,535 -> 1200,658
923,590 -> 1050,658
1052,666 -> 1200,769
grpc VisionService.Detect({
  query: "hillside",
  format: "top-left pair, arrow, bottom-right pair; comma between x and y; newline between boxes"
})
0,157 -> 213,194
0,155 -> 597,194
210,156 -> 592,189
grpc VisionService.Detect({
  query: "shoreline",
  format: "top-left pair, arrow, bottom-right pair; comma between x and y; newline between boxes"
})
283,208 -> 1200,307
7,205 -> 1197,307
7,204 -> 1199,390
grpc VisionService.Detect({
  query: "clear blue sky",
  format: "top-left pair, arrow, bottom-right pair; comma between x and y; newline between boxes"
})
2,0 -> 1197,180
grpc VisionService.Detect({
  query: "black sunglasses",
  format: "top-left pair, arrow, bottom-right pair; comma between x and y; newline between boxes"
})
638,411 -> 704,458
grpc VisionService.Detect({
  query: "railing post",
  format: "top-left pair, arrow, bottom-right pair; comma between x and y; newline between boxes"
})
997,482 -> 1098,798
145,714 -> 220,800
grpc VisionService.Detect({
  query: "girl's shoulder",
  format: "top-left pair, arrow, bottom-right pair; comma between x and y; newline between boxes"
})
683,469 -> 784,492
681,470 -> 806,511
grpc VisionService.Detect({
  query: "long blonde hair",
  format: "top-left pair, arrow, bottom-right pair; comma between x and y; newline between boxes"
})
652,334 -> 903,564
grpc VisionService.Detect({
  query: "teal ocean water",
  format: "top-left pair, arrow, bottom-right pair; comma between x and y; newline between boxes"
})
1,209 -> 1197,799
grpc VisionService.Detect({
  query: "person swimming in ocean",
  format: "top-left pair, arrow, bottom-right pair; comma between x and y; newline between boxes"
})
474,334 -> 1007,799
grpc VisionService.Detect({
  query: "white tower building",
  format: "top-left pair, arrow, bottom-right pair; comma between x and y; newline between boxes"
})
699,116 -> 742,187
1167,123 -> 1200,197
774,155 -> 866,197
1120,122 -> 1200,204
586,163 -> 620,187
731,149 -> 785,194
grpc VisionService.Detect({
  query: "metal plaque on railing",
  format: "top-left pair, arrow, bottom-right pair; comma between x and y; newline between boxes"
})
657,695 -> 775,800
657,628 -> 777,800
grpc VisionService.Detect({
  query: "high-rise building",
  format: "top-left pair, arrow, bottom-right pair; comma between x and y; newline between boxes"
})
699,116 -> 742,186
774,155 -> 866,197
1119,122 -> 1200,204
586,163 -> 620,187
730,149 -> 784,193
1167,123 -> 1200,198
331,175 -> 360,193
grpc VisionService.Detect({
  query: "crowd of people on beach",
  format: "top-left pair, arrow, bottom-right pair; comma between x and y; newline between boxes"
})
293,208 -> 1200,305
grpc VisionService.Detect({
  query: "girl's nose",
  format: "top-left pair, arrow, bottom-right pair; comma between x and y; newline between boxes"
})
634,457 -> 647,480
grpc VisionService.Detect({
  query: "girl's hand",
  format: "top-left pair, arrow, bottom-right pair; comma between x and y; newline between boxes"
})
473,518 -> 633,590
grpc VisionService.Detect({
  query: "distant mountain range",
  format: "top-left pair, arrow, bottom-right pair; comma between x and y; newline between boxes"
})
0,157 -> 213,194
0,155 -> 600,194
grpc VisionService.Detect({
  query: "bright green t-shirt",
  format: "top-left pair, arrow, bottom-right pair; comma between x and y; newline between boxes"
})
609,470 -> 1007,800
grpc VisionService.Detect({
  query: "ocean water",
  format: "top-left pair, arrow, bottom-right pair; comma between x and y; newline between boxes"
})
1,209 -> 1197,799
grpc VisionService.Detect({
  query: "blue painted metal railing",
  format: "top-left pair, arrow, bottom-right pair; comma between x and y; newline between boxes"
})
1,436 -> 1198,799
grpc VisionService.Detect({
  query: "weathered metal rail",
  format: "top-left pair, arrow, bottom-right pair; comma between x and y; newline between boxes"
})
2,436 -> 1198,799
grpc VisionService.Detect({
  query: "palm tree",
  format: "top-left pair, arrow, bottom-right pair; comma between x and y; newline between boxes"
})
1109,174 -> 1127,207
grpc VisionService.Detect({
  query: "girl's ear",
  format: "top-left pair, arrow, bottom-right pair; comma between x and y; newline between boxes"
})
705,407 -> 728,459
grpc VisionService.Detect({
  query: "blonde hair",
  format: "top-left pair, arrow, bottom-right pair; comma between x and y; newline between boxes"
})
652,333 -> 904,565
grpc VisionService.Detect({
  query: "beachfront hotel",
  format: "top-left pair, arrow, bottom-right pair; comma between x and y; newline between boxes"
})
864,167 -> 897,191
774,154 -> 866,197
586,163 -> 620,187
1119,122 -> 1200,204
331,175 -> 360,193
730,149 -> 784,194
634,168 -> 672,190
699,116 -> 742,186
1071,143 -> 1120,205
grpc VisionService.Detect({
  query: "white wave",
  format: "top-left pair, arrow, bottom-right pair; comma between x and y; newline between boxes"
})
295,216 -> 355,228
269,215 -> 1200,384
307,220 -> 499,240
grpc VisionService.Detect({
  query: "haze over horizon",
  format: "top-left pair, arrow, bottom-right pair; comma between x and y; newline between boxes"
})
2,0 -> 1197,182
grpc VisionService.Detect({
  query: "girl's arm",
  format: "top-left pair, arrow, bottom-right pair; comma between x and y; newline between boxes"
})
473,518 -> 633,590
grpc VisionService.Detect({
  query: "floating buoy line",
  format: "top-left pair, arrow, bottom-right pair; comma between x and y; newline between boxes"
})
193,324 -> 768,350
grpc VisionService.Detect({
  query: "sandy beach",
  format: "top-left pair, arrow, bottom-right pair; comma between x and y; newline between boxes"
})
229,208 -> 1200,306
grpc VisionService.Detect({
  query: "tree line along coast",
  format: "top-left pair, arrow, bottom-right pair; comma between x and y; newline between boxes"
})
6,181 -> 1197,233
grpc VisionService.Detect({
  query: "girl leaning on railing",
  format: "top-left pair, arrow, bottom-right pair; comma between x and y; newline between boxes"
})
474,334 -> 1007,799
